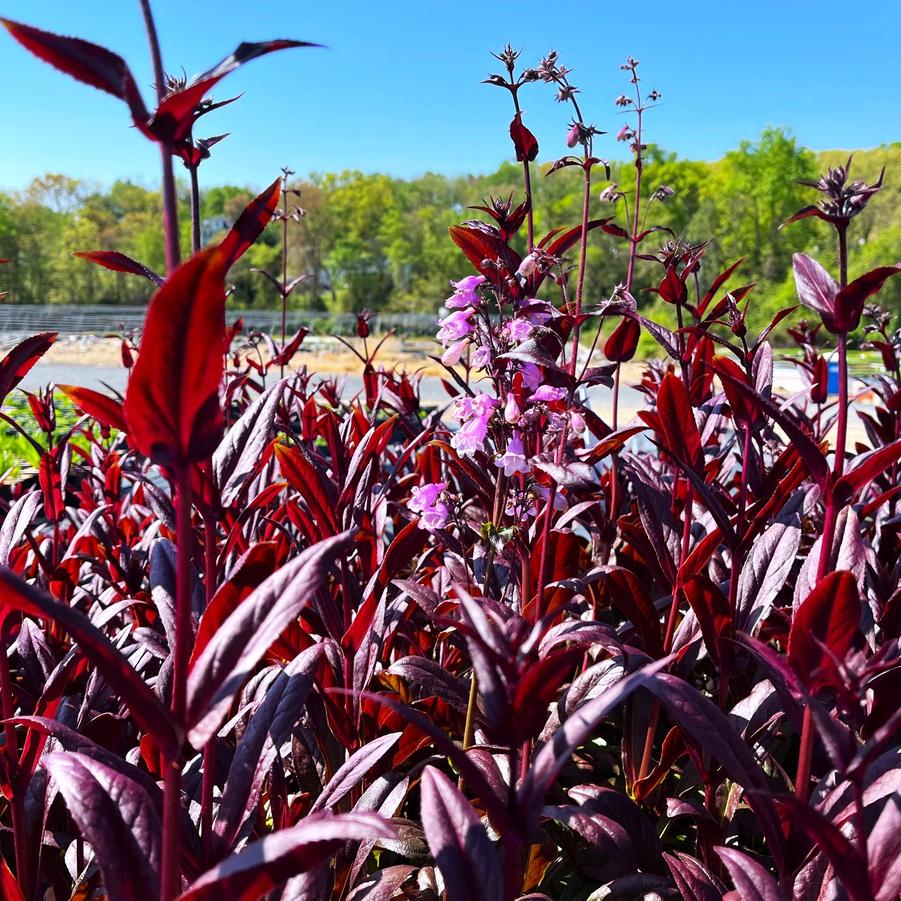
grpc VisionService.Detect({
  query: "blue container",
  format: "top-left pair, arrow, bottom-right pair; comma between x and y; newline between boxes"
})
827,360 -> 840,395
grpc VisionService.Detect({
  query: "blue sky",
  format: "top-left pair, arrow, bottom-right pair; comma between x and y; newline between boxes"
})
2,0 -> 899,191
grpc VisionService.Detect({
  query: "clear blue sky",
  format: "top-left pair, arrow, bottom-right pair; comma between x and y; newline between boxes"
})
2,0 -> 899,192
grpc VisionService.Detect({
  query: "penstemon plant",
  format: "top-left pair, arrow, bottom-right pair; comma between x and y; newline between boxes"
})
0,14 -> 900,901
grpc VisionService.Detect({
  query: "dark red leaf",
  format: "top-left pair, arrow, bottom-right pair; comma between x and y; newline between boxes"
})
73,250 -> 162,285
185,531 -> 352,747
219,178 -> 282,269
179,812 -> 393,901
776,796 -> 870,901
42,751 -> 161,901
124,247 -> 228,467
0,19 -> 148,123
57,384 -> 127,433
833,437 -> 901,507
509,114 -> 539,162
833,264 -> 901,333
0,332 -> 57,405
604,316 -> 640,362
788,571 -> 860,692
0,568 -> 180,758
650,372 -> 702,470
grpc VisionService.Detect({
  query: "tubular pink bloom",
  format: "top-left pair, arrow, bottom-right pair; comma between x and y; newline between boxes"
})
503,317 -> 533,344
441,339 -> 468,366
495,431 -> 530,477
450,393 -> 498,458
444,274 -> 486,309
436,309 -> 475,345
408,481 -> 450,531
454,275 -> 486,292
471,345 -> 491,369
529,385 -> 567,404
569,410 -> 586,432
504,394 -> 521,423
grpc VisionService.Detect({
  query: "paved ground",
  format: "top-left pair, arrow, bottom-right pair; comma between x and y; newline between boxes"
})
18,357 -> 874,445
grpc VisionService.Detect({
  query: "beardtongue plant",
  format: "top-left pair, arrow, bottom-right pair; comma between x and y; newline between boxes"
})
1,12 -> 901,901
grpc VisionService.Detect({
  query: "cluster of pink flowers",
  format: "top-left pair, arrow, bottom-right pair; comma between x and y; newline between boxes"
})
448,393 -> 499,457
407,481 -> 451,531
410,275 -> 590,532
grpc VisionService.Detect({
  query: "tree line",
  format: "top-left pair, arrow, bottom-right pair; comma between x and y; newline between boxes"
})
1,128 -> 898,339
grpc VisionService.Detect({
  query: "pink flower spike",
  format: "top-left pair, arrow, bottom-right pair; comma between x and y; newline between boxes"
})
408,481 -> 450,531
496,431 -> 530,477
441,339 -> 468,366
530,385 -> 567,404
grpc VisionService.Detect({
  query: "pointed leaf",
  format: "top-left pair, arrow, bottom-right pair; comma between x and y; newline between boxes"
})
42,751 -> 161,901
219,178 -> 282,269
58,384 -> 126,432
178,813 -> 393,901
73,250 -> 162,285
125,247 -> 227,467
788,571 -> 860,692
185,531 -> 352,747
420,766 -> 502,901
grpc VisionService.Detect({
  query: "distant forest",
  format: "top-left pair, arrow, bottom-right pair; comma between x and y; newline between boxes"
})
1,129 -> 899,339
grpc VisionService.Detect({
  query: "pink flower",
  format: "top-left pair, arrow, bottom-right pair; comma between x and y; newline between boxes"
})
444,274 -> 486,309
441,339 -> 468,366
408,481 -> 450,531
450,393 -> 498,458
471,345 -> 491,369
495,431 -> 530,477
504,394 -> 521,423
529,385 -> 567,404
503,317 -> 533,344
436,309 -> 475,345
519,363 -> 542,390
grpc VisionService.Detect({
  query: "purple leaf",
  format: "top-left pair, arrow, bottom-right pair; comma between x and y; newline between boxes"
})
178,812 -> 394,901
212,377 -> 287,506
42,751 -> 161,901
310,732 -> 402,813
185,531 -> 352,747
519,658 -> 667,815
420,766 -> 502,901
715,847 -> 785,900
736,516 -> 801,634
644,673 -> 784,868
792,253 -> 837,322
213,645 -> 325,854
663,852 -> 724,901
0,568 -> 180,758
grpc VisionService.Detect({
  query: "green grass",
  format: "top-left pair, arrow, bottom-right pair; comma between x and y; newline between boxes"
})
0,393 -> 92,481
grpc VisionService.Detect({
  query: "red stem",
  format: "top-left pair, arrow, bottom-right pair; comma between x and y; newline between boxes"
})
161,469 -> 192,899
0,626 -> 27,894
796,233 -> 850,801
138,0 -> 180,273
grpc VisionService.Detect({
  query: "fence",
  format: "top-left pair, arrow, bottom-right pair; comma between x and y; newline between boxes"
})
0,305 -> 439,342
